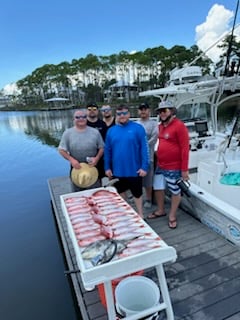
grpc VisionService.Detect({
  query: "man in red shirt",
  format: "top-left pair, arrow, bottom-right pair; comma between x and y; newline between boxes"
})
147,101 -> 189,229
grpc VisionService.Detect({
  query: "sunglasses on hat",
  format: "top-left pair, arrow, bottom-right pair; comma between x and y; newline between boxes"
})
87,107 -> 98,111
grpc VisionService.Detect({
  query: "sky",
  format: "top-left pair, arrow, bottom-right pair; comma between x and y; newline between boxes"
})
1,0 -> 239,92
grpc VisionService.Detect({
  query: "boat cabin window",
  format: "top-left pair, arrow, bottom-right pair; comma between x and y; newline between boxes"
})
195,120 -> 208,137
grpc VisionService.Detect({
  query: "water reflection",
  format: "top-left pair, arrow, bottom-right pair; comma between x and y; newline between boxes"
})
0,110 -> 80,320
2,110 -> 75,147
1,104 -> 238,148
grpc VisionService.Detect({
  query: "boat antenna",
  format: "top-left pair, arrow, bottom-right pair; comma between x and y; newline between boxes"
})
223,0 -> 239,76
226,109 -> 240,148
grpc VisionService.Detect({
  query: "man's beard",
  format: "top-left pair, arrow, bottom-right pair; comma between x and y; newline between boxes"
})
161,114 -> 172,123
89,115 -> 97,120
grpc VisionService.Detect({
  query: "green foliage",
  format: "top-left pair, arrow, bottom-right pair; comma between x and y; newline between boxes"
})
15,44 -> 214,104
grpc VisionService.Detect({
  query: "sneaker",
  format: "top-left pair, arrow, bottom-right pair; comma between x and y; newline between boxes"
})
144,200 -> 152,208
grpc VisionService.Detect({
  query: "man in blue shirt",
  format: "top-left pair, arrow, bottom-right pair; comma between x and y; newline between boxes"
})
104,105 -> 149,218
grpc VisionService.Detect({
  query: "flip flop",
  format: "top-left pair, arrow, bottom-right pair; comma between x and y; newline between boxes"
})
147,212 -> 166,219
168,219 -> 177,229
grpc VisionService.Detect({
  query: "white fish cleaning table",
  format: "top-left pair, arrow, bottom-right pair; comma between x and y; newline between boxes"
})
60,187 -> 177,320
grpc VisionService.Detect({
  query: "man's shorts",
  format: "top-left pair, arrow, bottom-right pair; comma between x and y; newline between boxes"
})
143,161 -> 154,188
153,167 -> 181,195
114,176 -> 143,198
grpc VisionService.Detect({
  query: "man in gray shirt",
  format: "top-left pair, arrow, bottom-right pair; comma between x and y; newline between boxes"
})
58,108 -> 104,191
137,103 -> 158,208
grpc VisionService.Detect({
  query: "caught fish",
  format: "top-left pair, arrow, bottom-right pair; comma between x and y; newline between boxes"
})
127,238 -> 162,248
86,198 -> 96,206
91,190 -> 118,197
73,220 -> 96,229
73,223 -> 100,233
104,211 -> 134,219
65,197 -> 87,204
110,220 -> 143,229
106,215 -> 140,225
75,229 -> 102,240
70,213 -> 93,223
114,230 -> 152,240
67,203 -> 89,210
78,235 -> 106,247
119,246 -> 157,257
67,207 -> 91,215
100,225 -> 114,238
89,205 -> 99,214
81,237 -> 139,266
97,207 -> 128,216
113,225 -> 146,236
92,213 -> 108,224
91,240 -> 117,266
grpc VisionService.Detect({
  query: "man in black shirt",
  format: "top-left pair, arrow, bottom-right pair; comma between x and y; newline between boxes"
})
87,102 -> 107,140
86,103 -> 107,182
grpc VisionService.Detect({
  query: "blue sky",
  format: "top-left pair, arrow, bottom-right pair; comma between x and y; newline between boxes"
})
0,0 -> 238,91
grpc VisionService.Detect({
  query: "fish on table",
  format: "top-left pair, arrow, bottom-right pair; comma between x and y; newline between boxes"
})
63,189 -> 161,263
81,237 -> 139,266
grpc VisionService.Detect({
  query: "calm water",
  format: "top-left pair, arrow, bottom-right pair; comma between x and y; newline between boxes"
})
0,110 -> 81,320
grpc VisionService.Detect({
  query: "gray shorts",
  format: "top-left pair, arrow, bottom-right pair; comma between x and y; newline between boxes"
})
153,167 -> 181,195
143,161 -> 154,188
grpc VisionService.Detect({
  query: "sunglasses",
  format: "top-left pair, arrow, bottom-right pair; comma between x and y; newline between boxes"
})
87,107 -> 98,111
101,108 -> 111,112
75,115 -> 87,119
159,108 -> 170,113
116,111 -> 128,116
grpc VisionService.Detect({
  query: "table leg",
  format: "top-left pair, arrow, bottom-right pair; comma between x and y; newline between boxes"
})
155,264 -> 174,320
104,280 -> 117,320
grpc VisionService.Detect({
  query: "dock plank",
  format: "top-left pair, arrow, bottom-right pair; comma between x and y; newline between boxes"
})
48,176 -> 240,320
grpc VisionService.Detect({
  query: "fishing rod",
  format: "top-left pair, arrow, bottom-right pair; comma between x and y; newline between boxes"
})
223,0 -> 239,76
226,109 -> 240,148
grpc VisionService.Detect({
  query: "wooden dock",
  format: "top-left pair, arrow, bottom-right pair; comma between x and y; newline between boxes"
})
48,176 -> 240,320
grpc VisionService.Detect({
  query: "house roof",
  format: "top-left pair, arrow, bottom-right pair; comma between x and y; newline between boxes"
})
109,80 -> 137,88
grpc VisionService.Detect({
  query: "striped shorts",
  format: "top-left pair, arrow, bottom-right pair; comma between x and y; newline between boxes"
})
153,167 -> 181,195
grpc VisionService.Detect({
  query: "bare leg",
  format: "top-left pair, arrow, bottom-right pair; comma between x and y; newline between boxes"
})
145,186 -> 153,202
133,196 -> 143,218
154,190 -> 165,214
168,194 -> 181,228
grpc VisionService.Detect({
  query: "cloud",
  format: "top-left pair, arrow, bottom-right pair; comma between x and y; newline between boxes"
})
195,4 -> 238,63
3,83 -> 21,95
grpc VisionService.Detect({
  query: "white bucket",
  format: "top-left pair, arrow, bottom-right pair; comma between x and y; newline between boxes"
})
115,276 -> 160,319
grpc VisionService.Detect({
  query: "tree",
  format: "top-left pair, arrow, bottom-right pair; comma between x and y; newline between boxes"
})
15,43 -> 214,106
218,34 -> 240,76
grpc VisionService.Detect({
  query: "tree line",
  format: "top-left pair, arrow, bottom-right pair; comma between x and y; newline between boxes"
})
12,35 -> 240,106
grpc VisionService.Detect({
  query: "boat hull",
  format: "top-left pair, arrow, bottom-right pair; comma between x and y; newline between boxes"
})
180,183 -> 240,247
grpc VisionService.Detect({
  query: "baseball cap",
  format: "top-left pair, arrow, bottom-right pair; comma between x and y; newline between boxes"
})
87,102 -> 98,109
138,102 -> 150,109
156,100 -> 174,110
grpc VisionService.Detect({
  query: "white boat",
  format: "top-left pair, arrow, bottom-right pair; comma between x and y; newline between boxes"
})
140,64 -> 240,246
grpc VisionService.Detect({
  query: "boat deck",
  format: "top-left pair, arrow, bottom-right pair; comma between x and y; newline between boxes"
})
48,176 -> 240,320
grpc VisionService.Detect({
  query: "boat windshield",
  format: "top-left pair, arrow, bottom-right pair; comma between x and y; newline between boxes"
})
177,102 -> 210,123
